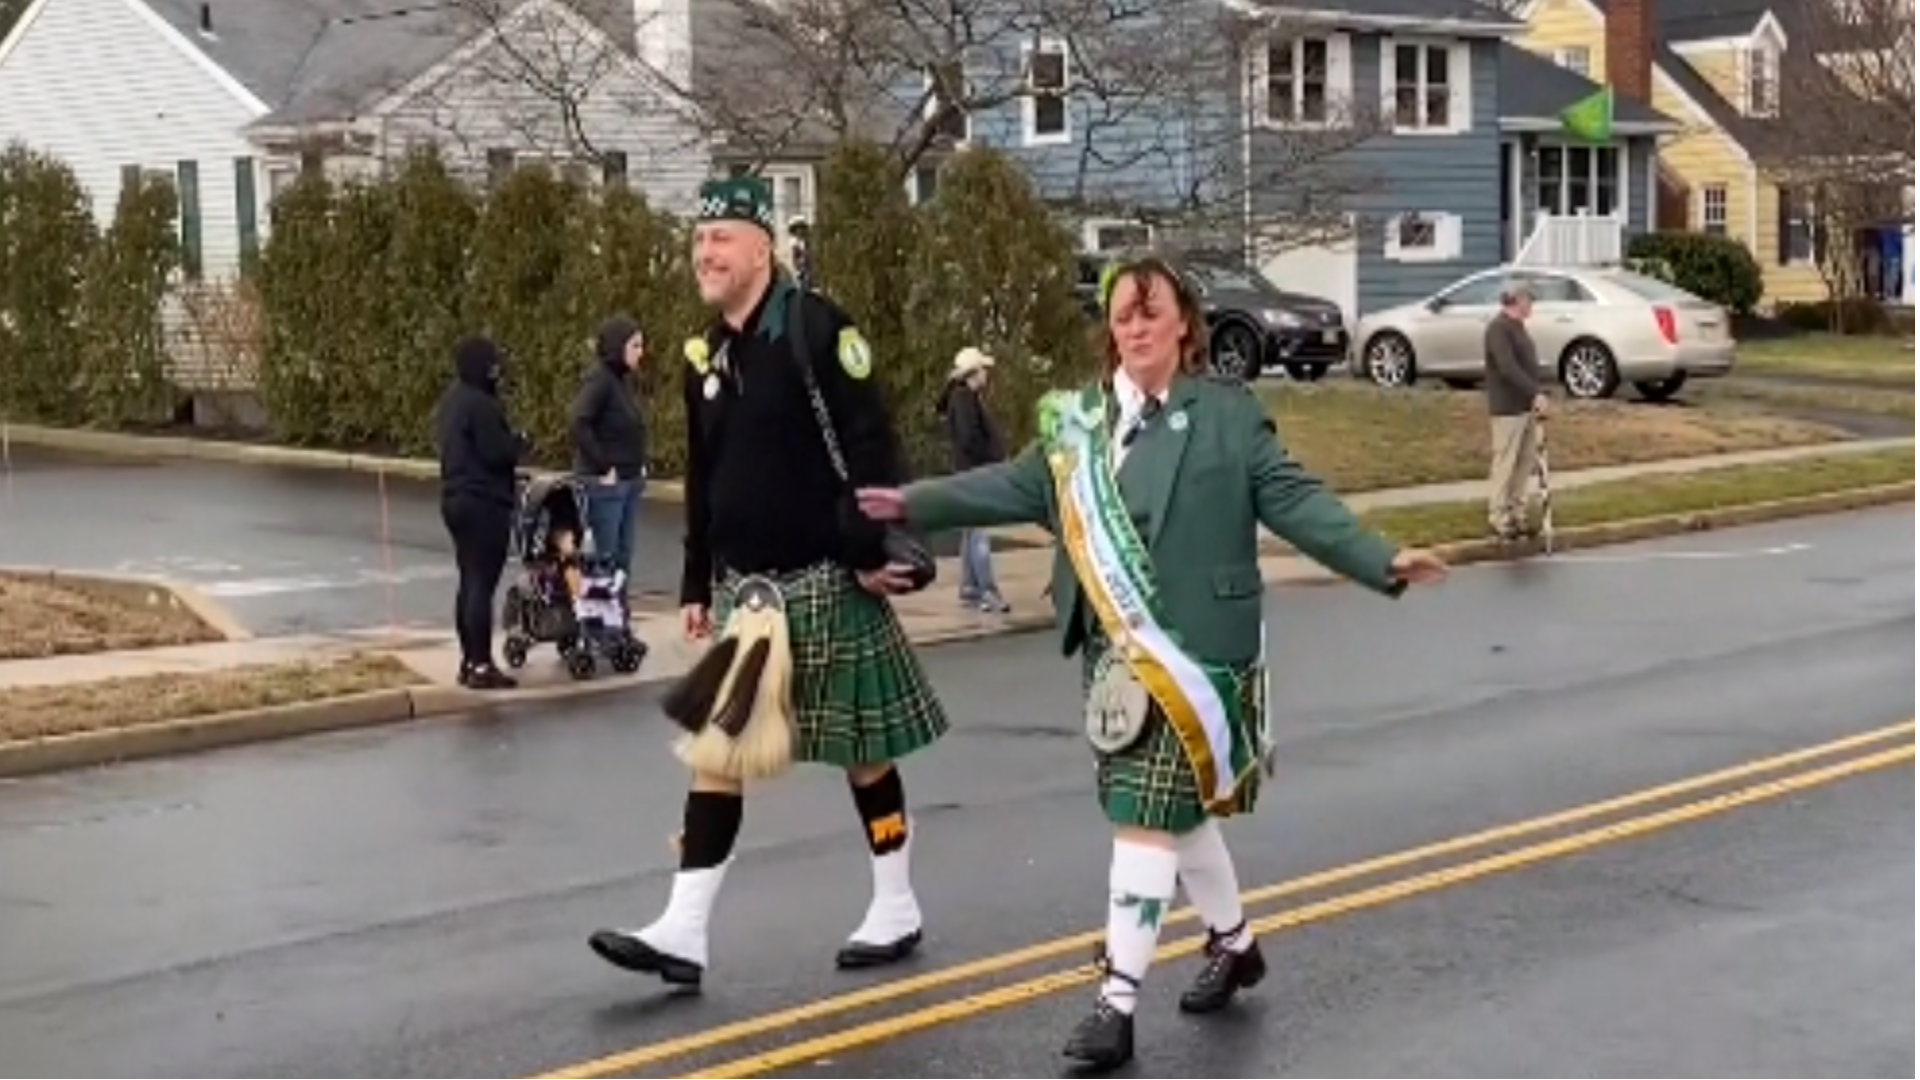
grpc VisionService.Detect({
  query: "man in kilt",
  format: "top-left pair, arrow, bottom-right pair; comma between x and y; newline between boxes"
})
858,258 -> 1447,1069
586,177 -> 948,988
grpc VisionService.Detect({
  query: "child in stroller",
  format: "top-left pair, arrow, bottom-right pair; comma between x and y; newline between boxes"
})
501,475 -> 648,679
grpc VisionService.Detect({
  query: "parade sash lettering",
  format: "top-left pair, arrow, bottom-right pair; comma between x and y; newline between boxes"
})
1039,390 -> 1258,811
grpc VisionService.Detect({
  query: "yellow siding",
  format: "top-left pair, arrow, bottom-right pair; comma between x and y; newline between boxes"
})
1516,0 -> 1607,67
1752,183 -> 1831,304
1676,46 -> 1743,106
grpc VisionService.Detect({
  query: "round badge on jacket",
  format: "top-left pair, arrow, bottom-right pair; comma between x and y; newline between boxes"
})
836,327 -> 873,381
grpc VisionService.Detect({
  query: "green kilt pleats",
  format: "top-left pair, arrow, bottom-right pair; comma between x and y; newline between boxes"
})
715,563 -> 948,768
1082,643 -> 1264,836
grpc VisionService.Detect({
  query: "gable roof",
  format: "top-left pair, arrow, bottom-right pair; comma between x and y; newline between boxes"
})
1229,0 -> 1523,36
1496,42 -> 1679,131
141,0 -> 476,126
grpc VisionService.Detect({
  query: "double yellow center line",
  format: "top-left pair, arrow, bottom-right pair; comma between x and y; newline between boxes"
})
535,720 -> 1914,1080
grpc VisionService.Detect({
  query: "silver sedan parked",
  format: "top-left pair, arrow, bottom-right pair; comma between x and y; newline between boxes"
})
1348,265 -> 1736,400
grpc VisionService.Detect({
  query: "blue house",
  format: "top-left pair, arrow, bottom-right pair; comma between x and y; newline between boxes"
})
918,0 -> 1679,322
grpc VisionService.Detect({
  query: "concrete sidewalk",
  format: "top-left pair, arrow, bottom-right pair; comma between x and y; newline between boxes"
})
2,437 -> 1909,699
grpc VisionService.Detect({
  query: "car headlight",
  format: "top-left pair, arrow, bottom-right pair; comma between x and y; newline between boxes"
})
1260,308 -> 1303,328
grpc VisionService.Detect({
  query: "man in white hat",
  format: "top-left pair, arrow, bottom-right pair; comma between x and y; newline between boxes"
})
936,346 -> 1011,613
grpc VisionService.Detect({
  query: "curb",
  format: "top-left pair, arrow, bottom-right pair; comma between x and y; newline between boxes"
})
0,565 -> 253,643
0,485 -> 1905,780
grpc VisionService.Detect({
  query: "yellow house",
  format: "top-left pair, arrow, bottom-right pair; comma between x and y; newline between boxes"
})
1514,0 -> 1832,305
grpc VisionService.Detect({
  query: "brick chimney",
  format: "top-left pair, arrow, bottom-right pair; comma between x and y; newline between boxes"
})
1606,0 -> 1654,103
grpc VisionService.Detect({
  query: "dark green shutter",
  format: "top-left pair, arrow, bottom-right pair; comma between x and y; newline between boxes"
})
1776,185 -> 1794,265
120,164 -> 142,195
176,159 -> 203,280
234,156 -> 259,274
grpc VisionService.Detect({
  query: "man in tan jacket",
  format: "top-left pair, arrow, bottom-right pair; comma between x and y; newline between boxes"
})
1483,282 -> 1549,540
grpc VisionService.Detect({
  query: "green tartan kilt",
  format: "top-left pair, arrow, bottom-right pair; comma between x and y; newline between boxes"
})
714,562 -> 948,768
1084,645 -> 1265,836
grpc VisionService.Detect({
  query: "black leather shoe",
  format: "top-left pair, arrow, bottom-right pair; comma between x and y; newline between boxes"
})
588,929 -> 704,989
835,929 -> 923,970
1178,925 -> 1267,1014
1062,997 -> 1135,1070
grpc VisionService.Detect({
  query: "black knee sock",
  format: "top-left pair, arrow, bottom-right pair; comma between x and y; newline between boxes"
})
850,767 -> 909,857
679,791 -> 744,871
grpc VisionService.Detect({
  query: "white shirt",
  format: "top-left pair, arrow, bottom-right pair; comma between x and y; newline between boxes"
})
1110,368 -> 1168,468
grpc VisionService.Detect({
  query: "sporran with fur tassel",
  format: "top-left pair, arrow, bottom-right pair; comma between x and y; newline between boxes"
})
662,574 -> 796,780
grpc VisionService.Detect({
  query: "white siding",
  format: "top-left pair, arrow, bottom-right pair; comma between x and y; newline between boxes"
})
373,0 -> 710,215
0,0 -> 265,280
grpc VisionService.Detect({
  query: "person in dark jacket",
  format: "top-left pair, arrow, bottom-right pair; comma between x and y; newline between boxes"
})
436,335 -> 529,689
571,315 -> 649,583
936,346 -> 1010,613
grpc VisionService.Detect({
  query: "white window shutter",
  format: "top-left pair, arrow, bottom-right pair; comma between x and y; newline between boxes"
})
1448,41 -> 1472,132
1249,35 -> 1269,125
1329,32 -> 1355,123
1379,34 -> 1398,125
1439,212 -> 1464,258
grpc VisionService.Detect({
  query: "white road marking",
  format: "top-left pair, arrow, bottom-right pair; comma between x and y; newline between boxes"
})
1496,542 -> 1815,567
191,565 -> 458,598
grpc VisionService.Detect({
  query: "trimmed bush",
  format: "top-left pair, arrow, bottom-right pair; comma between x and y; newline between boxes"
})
1626,231 -> 1765,314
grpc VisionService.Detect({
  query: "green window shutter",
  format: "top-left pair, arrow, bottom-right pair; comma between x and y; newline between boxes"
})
176,159 -> 203,280
234,156 -> 259,274
120,164 -> 142,195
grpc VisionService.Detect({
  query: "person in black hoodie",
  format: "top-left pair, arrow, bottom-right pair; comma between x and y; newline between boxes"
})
436,335 -> 529,689
570,315 -> 649,584
936,346 -> 1010,613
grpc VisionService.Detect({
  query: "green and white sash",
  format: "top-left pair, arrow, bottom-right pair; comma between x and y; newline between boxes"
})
1038,389 -> 1264,811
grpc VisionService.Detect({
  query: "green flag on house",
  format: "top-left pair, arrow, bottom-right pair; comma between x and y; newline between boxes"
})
1560,86 -> 1615,143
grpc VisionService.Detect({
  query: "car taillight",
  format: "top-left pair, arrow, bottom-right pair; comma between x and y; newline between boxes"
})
1653,305 -> 1679,345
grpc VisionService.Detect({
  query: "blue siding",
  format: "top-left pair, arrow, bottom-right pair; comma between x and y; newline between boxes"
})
912,0 -> 1239,218
1250,34 -> 1505,316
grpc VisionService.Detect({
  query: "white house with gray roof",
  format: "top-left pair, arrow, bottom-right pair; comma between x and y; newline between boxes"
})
0,0 -> 721,281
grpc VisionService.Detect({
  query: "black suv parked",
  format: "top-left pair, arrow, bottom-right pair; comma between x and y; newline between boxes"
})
1073,253 -> 1348,382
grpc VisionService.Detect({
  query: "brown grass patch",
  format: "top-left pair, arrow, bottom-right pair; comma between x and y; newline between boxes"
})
0,574 -> 222,660
1361,446 -> 1915,546
1261,383 -> 1848,492
1706,378 -> 1916,420
1735,335 -> 1915,386
0,653 -> 425,742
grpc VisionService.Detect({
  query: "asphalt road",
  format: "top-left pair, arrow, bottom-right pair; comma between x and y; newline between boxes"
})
0,446 -> 691,636
0,447 -> 1008,637
0,508 -> 1910,1079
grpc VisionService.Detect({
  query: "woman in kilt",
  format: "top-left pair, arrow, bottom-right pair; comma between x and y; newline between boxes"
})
586,177 -> 948,990
858,258 -> 1448,1069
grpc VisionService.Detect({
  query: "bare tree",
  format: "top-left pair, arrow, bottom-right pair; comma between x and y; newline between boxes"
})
411,0 -> 1387,252
1769,0 -> 1914,314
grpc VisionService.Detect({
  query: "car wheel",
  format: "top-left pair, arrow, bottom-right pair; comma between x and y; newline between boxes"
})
1363,332 -> 1417,388
1560,338 -> 1621,400
1284,361 -> 1329,382
1210,323 -> 1263,382
1633,373 -> 1688,402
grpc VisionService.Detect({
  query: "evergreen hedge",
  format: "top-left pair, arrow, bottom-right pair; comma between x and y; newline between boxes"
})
0,141 -> 1092,479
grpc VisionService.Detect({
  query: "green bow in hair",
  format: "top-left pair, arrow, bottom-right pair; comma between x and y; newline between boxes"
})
1097,260 -> 1124,313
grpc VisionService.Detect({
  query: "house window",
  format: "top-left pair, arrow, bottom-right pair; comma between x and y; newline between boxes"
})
1024,38 -> 1070,144
1553,45 -> 1591,77
1778,187 -> 1817,264
1393,40 -> 1453,130
924,62 -> 970,143
1266,36 -> 1331,125
601,150 -> 629,188
1084,219 -> 1154,253
266,164 -> 300,200
1535,144 -> 1623,217
1385,211 -> 1463,263
1745,46 -> 1780,117
1700,183 -> 1728,236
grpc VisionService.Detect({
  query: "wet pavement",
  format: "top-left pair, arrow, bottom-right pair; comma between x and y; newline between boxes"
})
0,447 -> 692,636
0,509 -> 1911,1078
0,447 -> 1008,637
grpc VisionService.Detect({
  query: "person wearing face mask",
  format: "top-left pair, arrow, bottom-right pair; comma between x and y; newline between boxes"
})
436,335 -> 531,690
571,314 -> 650,586
855,258 -> 1450,1070
585,177 -> 949,992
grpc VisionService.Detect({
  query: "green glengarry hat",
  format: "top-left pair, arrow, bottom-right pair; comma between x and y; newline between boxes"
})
697,176 -> 777,235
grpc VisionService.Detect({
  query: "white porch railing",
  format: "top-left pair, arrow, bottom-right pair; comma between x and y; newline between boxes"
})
1513,210 -> 1626,268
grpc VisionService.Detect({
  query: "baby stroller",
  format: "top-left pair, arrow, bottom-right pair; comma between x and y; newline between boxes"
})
500,475 -> 648,680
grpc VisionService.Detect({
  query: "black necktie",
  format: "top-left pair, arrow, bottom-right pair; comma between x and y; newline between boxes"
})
1122,396 -> 1162,449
